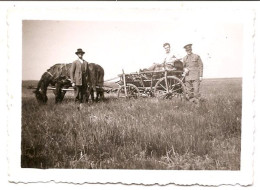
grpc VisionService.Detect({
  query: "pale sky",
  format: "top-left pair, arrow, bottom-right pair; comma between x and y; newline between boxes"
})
22,20 -> 243,80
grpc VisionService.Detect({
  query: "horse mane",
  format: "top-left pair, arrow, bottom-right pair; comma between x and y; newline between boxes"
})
95,64 -> 104,87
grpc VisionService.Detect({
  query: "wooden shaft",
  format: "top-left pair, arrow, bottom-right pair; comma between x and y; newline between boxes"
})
118,69 -> 182,76
122,69 -> 127,97
150,72 -> 154,92
164,70 -> 169,93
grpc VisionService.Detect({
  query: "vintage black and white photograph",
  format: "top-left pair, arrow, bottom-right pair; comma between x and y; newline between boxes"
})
6,2 -> 255,186
22,20 -> 243,170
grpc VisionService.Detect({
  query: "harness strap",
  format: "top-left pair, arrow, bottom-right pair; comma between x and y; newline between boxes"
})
62,64 -> 70,80
46,64 -> 70,81
46,71 -> 54,77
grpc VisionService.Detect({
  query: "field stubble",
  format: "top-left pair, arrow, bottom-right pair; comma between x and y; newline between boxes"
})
21,79 -> 241,170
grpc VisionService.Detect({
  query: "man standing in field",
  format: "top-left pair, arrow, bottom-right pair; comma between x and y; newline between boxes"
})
141,43 -> 181,71
182,44 -> 203,104
70,48 -> 88,104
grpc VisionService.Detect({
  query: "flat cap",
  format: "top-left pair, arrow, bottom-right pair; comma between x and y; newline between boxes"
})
183,44 -> 192,49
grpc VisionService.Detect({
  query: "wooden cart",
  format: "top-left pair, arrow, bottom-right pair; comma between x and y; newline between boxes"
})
117,68 -> 187,100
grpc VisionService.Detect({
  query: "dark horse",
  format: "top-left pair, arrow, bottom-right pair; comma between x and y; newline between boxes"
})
87,63 -> 105,102
33,63 -> 104,104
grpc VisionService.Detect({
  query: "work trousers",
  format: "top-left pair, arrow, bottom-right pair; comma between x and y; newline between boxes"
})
74,85 -> 87,103
185,79 -> 200,101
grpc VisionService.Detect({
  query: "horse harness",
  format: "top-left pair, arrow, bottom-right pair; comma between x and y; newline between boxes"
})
45,64 -> 69,81
45,62 -> 88,83
46,71 -> 54,77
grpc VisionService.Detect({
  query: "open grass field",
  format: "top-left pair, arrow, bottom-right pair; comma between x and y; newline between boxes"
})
21,78 -> 241,170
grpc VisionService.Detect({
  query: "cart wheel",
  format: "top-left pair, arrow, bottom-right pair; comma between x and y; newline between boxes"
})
154,76 -> 186,100
117,84 -> 140,99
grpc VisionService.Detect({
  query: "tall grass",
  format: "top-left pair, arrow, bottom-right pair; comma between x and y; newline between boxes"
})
21,78 -> 241,169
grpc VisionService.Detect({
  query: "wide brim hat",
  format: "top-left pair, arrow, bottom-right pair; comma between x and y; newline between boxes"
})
183,44 -> 192,49
75,48 -> 85,55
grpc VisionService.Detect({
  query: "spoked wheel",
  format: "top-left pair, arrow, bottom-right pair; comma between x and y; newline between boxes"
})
154,76 -> 186,100
117,84 -> 140,99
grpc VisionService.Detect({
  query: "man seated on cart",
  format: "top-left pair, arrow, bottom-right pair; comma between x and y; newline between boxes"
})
140,43 -> 183,72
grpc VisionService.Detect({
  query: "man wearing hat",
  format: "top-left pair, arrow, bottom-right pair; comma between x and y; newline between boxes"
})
70,48 -> 88,104
182,44 -> 203,104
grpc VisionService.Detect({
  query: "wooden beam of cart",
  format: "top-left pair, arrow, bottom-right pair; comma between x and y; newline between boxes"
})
117,69 -> 183,77
28,86 -> 115,92
48,87 -> 74,91
28,87 -> 74,91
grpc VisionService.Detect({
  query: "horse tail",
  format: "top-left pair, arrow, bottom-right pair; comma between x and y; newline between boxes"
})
96,65 -> 105,99
87,63 -> 97,92
97,65 -> 104,87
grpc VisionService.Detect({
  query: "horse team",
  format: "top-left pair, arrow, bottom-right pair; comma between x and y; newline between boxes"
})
33,62 -> 104,104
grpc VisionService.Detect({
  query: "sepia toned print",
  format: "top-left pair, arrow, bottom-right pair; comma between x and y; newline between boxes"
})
22,20 -> 241,170
6,3 -> 255,185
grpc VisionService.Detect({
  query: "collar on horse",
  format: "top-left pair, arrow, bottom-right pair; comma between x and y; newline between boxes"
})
45,64 -> 65,79
46,63 -> 68,77
46,71 -> 54,77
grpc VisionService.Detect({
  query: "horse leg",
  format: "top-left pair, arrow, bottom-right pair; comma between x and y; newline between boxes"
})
100,88 -> 104,100
60,90 -> 66,102
94,89 -> 98,102
90,82 -> 98,102
96,90 -> 99,102
97,69 -> 104,101
39,80 -> 49,104
96,87 -> 103,102
54,83 -> 60,103
91,88 -> 95,102
84,85 -> 93,102
59,82 -> 68,102
55,82 -> 63,103
43,94 -> 48,103
41,88 -> 48,104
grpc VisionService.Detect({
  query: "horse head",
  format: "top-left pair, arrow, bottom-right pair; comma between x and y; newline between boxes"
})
34,63 -> 72,104
33,89 -> 48,104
